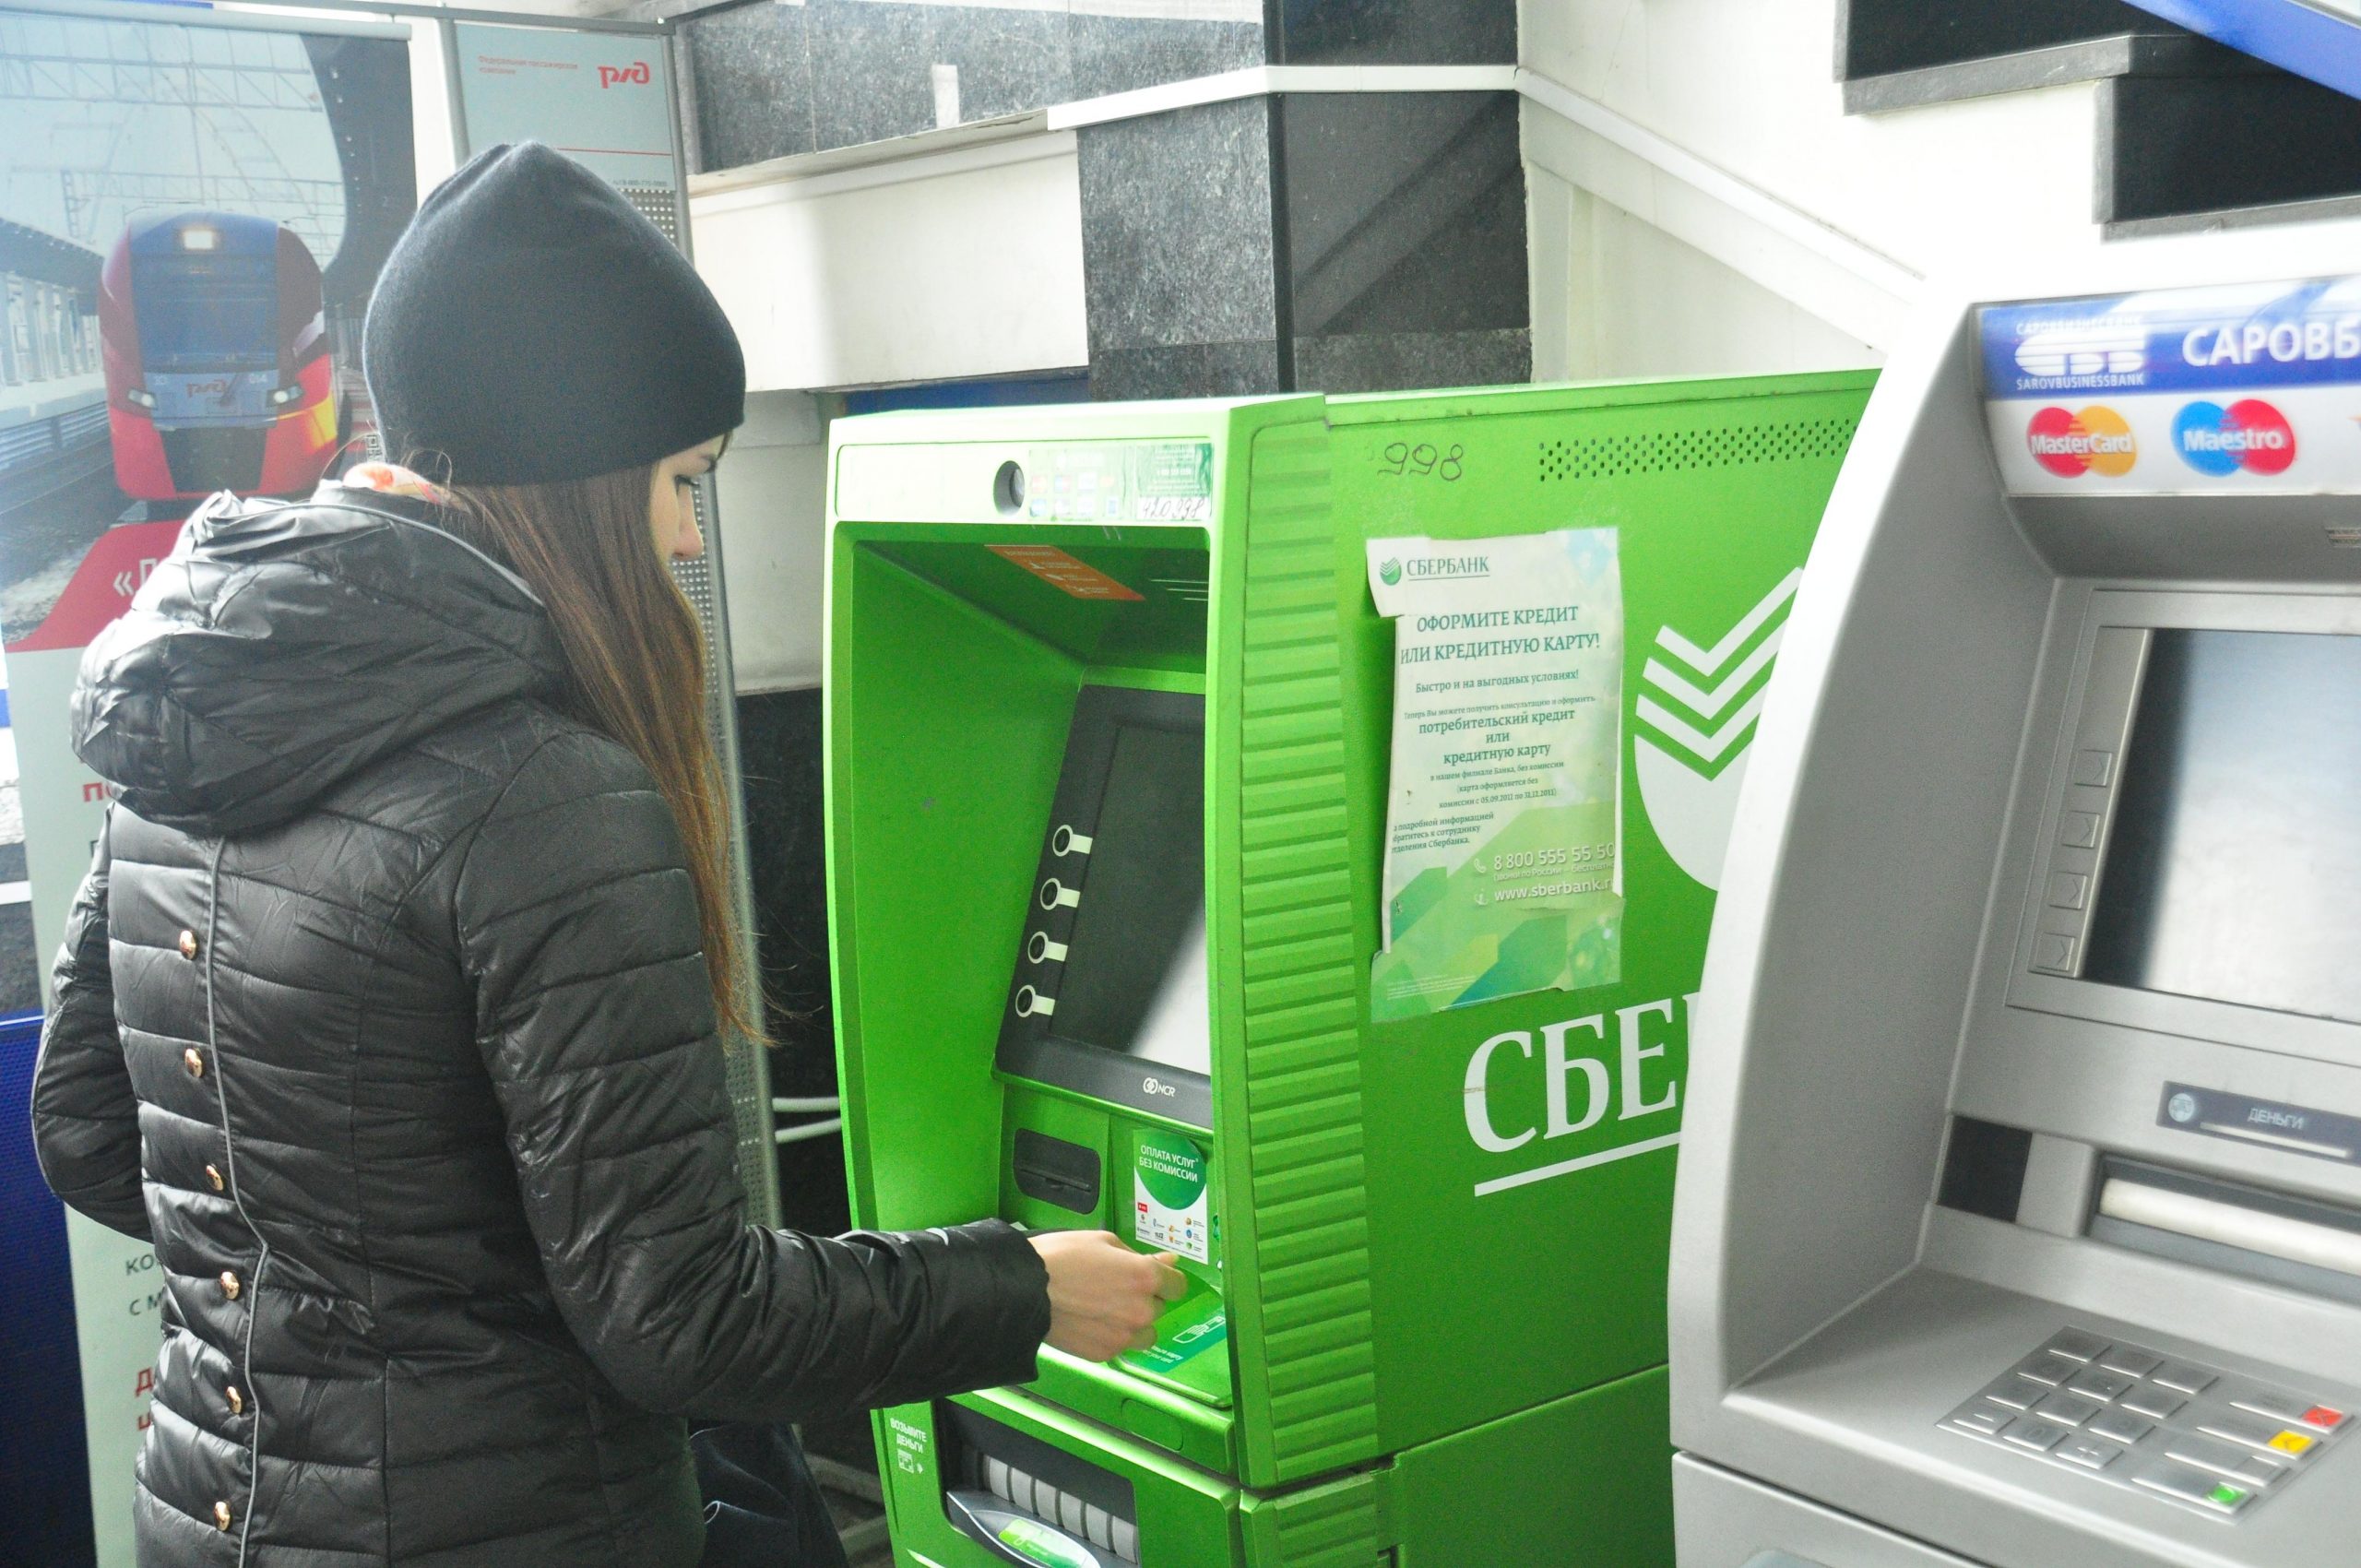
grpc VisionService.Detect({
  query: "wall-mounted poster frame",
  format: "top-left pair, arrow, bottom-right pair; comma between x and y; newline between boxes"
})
0,3 -> 766,1562
0,4 -> 415,1560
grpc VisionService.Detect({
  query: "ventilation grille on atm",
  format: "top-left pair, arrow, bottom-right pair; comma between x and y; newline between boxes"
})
1538,416 -> 1860,481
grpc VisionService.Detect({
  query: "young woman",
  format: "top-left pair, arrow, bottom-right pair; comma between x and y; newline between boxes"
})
32,142 -> 1180,1567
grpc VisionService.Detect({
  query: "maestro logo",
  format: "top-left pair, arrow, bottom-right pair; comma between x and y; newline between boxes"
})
2174,398 -> 2296,476
2026,405 -> 2136,478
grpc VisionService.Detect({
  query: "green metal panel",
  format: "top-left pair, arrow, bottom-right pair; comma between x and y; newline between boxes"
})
1382,1365 -> 1677,1568
823,374 -> 1876,1567
1325,373 -> 1875,1460
872,1387 -> 1244,1568
1219,418 -> 1382,1488
1238,1470 -> 1384,1568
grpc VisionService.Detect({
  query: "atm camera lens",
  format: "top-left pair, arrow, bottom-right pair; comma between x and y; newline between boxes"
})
993,460 -> 1026,517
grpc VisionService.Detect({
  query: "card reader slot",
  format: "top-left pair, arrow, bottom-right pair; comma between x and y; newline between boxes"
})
2090,1158 -> 2361,1306
1014,1130 -> 1102,1215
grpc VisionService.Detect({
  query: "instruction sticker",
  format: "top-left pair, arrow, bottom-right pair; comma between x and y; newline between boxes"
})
1133,1131 -> 1211,1264
989,544 -> 1145,601
1367,530 -> 1625,1021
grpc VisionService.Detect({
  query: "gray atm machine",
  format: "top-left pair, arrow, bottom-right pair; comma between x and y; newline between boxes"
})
1670,257 -> 2361,1568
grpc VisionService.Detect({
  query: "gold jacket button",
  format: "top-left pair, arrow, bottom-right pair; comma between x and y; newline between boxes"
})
219,1271 -> 241,1301
183,1048 -> 205,1079
213,1500 -> 231,1531
205,1164 -> 225,1194
178,930 -> 200,961
226,1384 -> 244,1416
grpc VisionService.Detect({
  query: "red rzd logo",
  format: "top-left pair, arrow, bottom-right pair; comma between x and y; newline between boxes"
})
599,62 -> 651,88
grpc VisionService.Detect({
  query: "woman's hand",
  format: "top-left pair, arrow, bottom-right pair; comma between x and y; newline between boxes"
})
1026,1230 -> 1187,1361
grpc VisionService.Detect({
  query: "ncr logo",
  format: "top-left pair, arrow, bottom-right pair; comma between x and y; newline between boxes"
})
2173,398 -> 2296,476
2026,405 -> 2136,478
599,61 -> 652,88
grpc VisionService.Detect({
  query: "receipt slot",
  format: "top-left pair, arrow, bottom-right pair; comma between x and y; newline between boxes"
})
824,375 -> 1871,1566
1670,264 -> 2361,1568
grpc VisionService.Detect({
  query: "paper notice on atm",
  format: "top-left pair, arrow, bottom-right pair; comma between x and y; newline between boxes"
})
1366,530 -> 1623,1021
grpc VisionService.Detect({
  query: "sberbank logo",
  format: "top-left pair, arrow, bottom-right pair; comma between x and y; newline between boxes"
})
1401,553 -> 1489,580
1379,557 -> 1402,586
1632,570 -> 1798,890
1462,994 -> 1688,1196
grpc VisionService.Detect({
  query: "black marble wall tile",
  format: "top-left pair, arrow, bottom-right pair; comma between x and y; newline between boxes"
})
1273,0 -> 1513,65
1068,10 -> 1263,99
1292,326 -> 1528,393
681,0 -> 817,169
808,0 -> 943,150
1079,96 -> 1279,368
1839,0 -> 2158,79
1090,339 -> 1285,399
1280,91 -> 1526,340
930,3 -> 1074,122
731,686 -> 850,1235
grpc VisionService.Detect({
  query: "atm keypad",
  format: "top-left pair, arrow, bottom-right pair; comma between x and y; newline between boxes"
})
1942,1329 -> 2351,1521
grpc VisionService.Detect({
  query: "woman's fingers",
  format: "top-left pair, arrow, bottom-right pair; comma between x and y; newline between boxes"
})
1151,1255 -> 1188,1301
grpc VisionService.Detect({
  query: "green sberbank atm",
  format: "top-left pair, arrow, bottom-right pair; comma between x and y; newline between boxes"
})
823,371 -> 1874,1568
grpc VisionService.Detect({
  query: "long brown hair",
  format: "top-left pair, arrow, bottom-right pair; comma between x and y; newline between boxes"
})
434,461 -> 760,1043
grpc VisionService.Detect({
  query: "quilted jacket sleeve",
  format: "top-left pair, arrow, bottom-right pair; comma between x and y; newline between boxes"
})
31,813 -> 152,1241
456,729 -> 1050,1423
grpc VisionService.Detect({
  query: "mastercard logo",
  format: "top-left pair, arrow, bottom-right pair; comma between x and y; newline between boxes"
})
2026,405 -> 2136,478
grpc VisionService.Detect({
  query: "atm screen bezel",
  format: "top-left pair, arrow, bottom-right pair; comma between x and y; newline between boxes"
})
994,683 -> 1214,1129
2003,586 -> 2361,1068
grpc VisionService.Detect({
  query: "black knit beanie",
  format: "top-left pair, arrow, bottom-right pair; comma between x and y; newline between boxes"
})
362,142 -> 743,485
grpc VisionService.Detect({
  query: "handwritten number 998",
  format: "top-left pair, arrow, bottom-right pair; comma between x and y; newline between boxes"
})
1378,443 -> 1465,481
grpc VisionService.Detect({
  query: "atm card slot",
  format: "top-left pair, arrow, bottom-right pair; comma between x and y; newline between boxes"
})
1014,1130 -> 1102,1215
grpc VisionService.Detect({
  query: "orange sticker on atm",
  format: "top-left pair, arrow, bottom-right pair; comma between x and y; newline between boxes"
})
989,545 -> 1144,601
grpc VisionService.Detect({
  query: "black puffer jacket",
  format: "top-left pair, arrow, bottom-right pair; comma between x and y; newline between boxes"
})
31,489 -> 1050,1567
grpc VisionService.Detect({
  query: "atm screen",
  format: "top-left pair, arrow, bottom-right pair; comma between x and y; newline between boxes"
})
998,685 -> 1214,1124
2083,628 -> 2361,1024
1053,722 -> 1209,1076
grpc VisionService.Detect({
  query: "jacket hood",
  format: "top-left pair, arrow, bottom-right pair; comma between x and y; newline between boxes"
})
73,488 -> 564,837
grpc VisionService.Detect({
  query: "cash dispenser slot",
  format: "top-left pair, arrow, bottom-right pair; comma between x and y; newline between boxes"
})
2091,1158 -> 2361,1306
939,1402 -> 1142,1567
